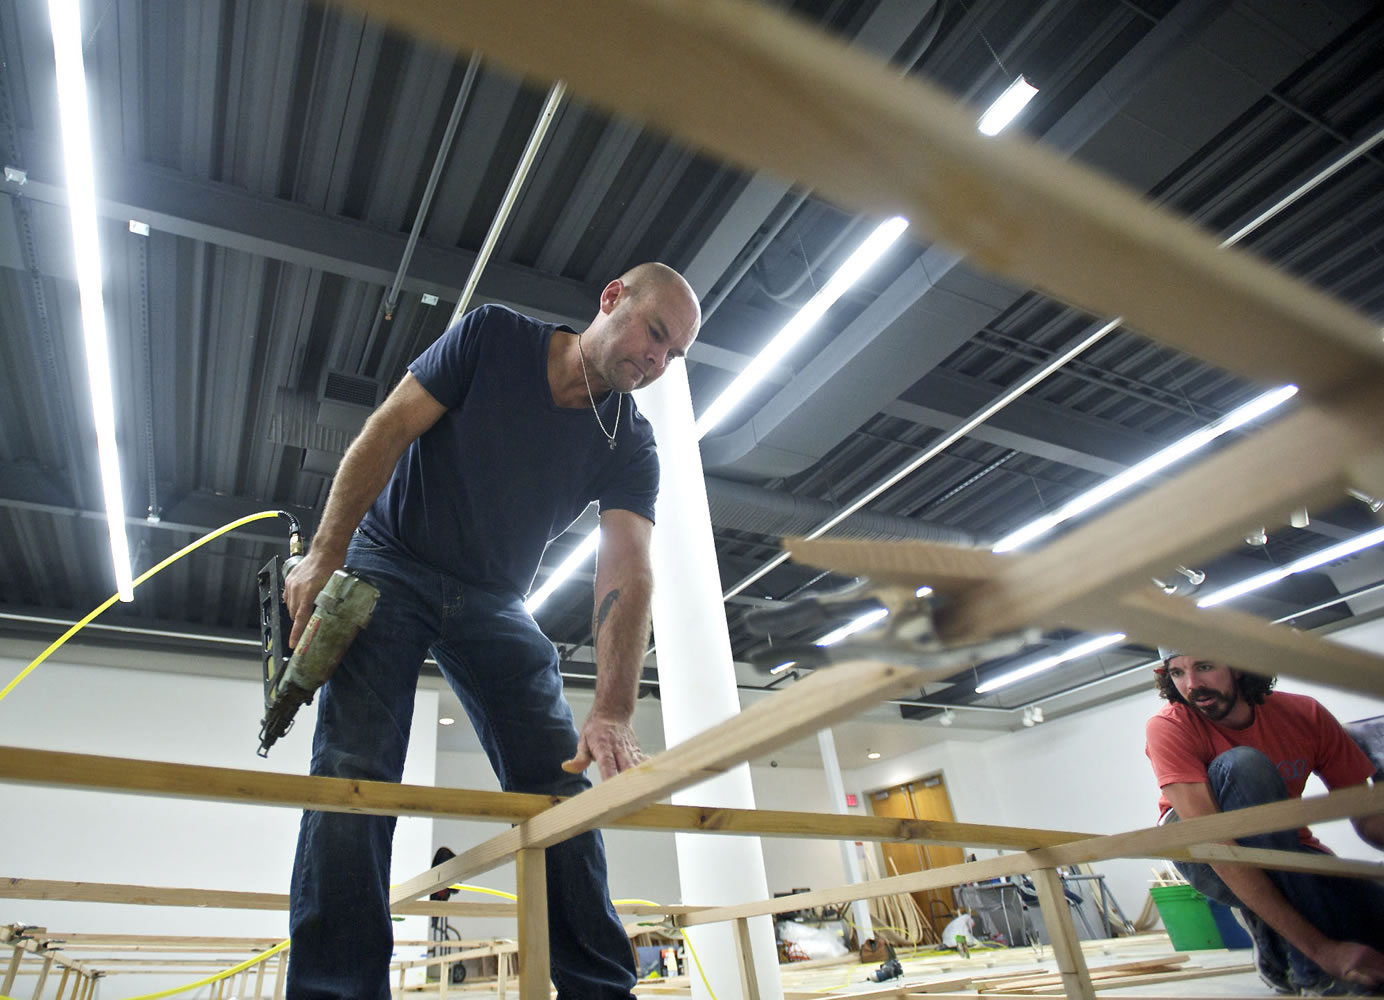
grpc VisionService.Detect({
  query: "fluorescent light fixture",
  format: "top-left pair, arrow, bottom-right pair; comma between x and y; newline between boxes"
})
816,607 -> 889,647
438,717 -> 455,726
866,750 -> 882,760
694,216 -> 909,437
993,385 -> 1298,554
49,0 -> 134,602
915,585 -> 933,598
975,632 -> 1125,694
524,529 -> 600,613
528,216 -> 910,613
128,219 -> 149,236
1197,525 -> 1384,608
978,76 -> 1038,136
769,660 -> 797,676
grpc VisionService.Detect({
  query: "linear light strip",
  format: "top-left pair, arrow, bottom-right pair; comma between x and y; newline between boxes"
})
49,0 -> 133,602
978,76 -> 1038,136
694,216 -> 909,437
974,632 -> 1126,695
1197,525 -> 1384,609
992,384 -> 1299,554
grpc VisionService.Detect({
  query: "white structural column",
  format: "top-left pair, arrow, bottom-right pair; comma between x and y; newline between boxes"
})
817,727 -> 873,939
636,364 -> 784,1000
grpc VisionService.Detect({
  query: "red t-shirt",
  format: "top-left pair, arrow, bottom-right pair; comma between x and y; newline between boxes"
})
1145,691 -> 1374,850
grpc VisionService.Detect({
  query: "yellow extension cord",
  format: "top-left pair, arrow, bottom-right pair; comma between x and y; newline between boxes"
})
0,513 -> 719,999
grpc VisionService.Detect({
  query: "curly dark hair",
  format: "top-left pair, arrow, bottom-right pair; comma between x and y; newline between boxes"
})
1155,662 -> 1276,706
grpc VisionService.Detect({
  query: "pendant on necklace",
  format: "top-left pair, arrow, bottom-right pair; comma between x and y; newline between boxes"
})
609,438 -> 617,451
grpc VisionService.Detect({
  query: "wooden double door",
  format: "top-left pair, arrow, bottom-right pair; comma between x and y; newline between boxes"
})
869,773 -> 965,940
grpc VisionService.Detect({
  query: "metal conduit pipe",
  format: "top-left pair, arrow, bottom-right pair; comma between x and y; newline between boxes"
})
383,54 -> 482,321
722,121 -> 1384,602
449,80 -> 566,328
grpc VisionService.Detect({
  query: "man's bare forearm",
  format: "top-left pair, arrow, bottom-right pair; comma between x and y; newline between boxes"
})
590,569 -> 652,721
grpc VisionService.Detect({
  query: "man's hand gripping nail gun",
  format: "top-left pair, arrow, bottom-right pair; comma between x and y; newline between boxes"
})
257,530 -> 379,757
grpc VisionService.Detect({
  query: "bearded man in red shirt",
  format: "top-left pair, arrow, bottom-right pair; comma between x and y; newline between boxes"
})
1145,650 -> 1384,996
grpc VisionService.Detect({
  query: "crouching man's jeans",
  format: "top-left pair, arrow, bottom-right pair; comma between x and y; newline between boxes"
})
1169,746 -> 1384,990
287,531 -> 637,999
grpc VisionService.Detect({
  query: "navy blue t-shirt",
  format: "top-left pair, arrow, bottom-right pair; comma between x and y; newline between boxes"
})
360,304 -> 659,595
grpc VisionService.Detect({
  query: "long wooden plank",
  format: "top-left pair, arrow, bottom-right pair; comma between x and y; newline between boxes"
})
339,0 -> 1384,397
1029,869 -> 1094,1000
1021,964 -> 1257,995
679,783 -> 1384,926
978,956 -> 1190,992
912,385 -> 1384,641
1185,843 -> 1384,879
390,659 -> 930,904
0,747 -> 1091,850
785,385 -> 1384,700
1103,589 -> 1384,698
515,850 -> 549,1000
0,879 -> 701,917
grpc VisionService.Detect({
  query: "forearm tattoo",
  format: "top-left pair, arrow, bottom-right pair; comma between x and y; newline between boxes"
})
594,588 -> 621,645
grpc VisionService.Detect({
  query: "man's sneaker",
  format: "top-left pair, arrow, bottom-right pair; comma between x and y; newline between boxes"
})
1293,975 -> 1371,996
1231,907 -> 1294,995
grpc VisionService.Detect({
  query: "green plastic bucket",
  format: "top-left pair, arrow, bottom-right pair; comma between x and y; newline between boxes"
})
1150,885 -> 1225,950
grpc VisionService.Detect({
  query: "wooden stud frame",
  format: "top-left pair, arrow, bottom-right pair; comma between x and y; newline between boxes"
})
7,0 -> 1384,996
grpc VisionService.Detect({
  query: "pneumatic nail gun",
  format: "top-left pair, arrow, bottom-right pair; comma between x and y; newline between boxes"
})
256,517 -> 379,756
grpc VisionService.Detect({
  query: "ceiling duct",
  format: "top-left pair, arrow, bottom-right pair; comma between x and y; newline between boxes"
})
268,371 -> 381,477
704,475 -> 975,546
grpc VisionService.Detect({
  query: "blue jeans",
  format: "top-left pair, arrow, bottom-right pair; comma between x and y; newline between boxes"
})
1171,747 -> 1384,989
287,531 -> 637,999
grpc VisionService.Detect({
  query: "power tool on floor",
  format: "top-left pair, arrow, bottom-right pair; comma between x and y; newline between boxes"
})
257,515 -> 379,756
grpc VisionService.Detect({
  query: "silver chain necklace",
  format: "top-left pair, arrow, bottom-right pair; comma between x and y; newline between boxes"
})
577,332 -> 621,450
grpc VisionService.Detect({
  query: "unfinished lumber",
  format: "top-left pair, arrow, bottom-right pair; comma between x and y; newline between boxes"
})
0,746 -> 1091,850
732,918 -> 762,1000
1108,588 -> 1384,699
32,952 -> 53,1000
679,783 -> 1384,926
390,659 -> 930,903
0,878 -> 700,918
788,386 -> 1384,702
339,0 -> 1384,397
516,850 -> 549,1000
1030,868 -> 1094,1000
1021,963 -> 1256,994
3,945 -> 21,994
978,955 -> 1189,992
1185,843 -> 1384,879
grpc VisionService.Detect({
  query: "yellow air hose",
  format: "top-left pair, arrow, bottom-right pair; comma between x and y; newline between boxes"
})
0,510 -> 286,705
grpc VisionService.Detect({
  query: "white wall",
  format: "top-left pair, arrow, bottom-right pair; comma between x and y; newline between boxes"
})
0,649 -> 437,999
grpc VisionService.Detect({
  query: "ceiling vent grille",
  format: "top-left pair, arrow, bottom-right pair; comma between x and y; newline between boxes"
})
317,370 -> 381,430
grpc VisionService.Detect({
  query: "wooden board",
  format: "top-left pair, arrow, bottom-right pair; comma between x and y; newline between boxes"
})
0,878 -> 701,917
1029,868 -> 1094,1000
783,387 -> 1384,701
515,849 -> 549,1000
679,783 -> 1384,926
0,747 -> 1092,850
337,0 -> 1384,397
390,659 -> 930,903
